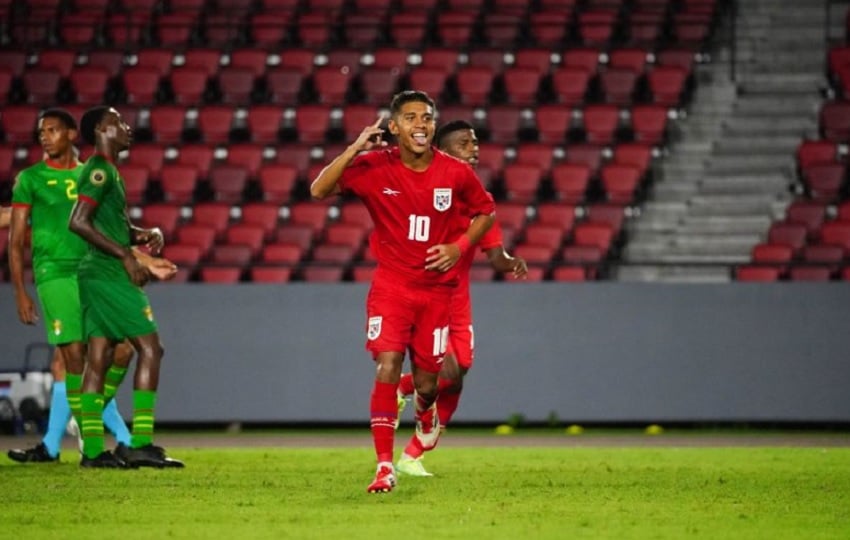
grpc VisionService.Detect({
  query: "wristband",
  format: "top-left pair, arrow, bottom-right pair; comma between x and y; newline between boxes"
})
454,234 -> 471,254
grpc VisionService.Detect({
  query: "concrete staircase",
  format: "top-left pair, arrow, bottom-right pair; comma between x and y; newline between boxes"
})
615,0 -> 828,282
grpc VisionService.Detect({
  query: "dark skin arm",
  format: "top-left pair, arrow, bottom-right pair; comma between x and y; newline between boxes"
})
486,245 -> 528,279
9,206 -> 38,324
69,198 -> 150,286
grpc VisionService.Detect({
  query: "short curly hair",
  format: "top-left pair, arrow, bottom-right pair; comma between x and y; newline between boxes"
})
79,106 -> 112,145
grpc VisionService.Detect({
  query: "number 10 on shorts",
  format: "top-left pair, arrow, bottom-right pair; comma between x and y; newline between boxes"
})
432,325 -> 448,356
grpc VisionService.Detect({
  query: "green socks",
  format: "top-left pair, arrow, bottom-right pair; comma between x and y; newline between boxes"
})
80,392 -> 104,459
131,390 -> 157,448
65,373 -> 83,427
103,365 -> 129,403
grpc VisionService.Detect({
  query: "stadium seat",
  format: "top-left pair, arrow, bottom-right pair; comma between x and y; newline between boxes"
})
121,165 -> 150,206
818,221 -> 850,252
275,144 -> 313,179
600,163 -> 642,203
295,105 -> 333,144
22,68 -> 61,105
467,49 -> 507,74
182,48 -> 223,78
258,164 -> 299,203
551,266 -> 588,281
534,104 -> 573,144
630,104 -> 669,145
552,163 -> 591,204
522,223 -> 565,251
750,243 -> 793,272
502,67 -> 543,106
155,13 -> 196,47
802,163 -> 845,203
359,67 -> 401,105
209,165 -> 249,202
529,10 -> 572,47
389,11 -> 428,48
240,203 -> 281,238
224,223 -> 266,257
565,144 -> 604,175
148,106 -> 188,144
420,48 -> 461,74
483,12 -> 522,48
250,266 -> 294,283
274,224 -> 316,252
801,244 -> 844,270
246,105 -> 284,143
302,266 -> 345,282
140,204 -> 183,240
160,164 -> 199,204
261,242 -> 304,265
735,265 -> 781,282
250,12 -> 292,47
176,224 -> 217,257
495,202 -> 529,232
578,9 -> 618,47
485,106 -> 522,144
342,104 -> 382,141
599,68 -> 639,105
289,203 -> 330,233
407,67 -> 450,100
613,142 -> 653,177
455,66 -> 496,106
225,144 -> 265,177
515,143 -> 557,173
796,140 -> 837,170
767,222 -> 807,255
585,203 -> 627,234
125,143 -> 166,180
137,48 -> 175,77
609,48 -> 649,74
344,12 -> 384,48
647,66 -> 688,107
502,163 -> 543,203
784,200 -> 827,236
573,222 -> 615,253
190,203 -> 232,238
162,243 -> 203,268
175,144 -> 214,180
551,66 -> 592,106
535,202 -> 577,231
788,266 -> 833,282
820,101 -> 850,142
169,67 -> 209,105
582,104 -> 621,144
68,66 -> 111,105
265,67 -> 306,105
199,266 -> 243,283
217,67 -> 256,105
210,245 -> 254,266
36,49 -> 76,78
324,223 -> 369,250
297,12 -> 333,48
437,11 -> 477,47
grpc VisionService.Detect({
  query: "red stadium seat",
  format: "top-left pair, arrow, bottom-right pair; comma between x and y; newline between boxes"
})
121,165 -> 150,206
407,67 -> 450,99
148,105 -> 188,144
258,164 -> 299,203
785,200 -> 827,236
573,222 -> 615,253
297,12 -> 334,48
265,67 -> 305,105
176,224 -> 217,257
225,223 -> 266,257
529,10 -> 572,47
124,143 -> 166,180
750,243 -> 793,270
455,66 -> 496,106
437,11 -> 477,47
582,104 -> 621,144
289,203 -> 330,233
137,48 -> 175,77
820,101 -> 850,143
389,11 -> 428,48
514,48 -> 554,75
565,144 -> 604,175
261,242 -> 304,264
312,245 -> 357,266
802,163 -> 845,203
338,202 -> 373,230
647,66 -> 688,107
818,221 -> 850,252
586,203 -> 626,234
69,66 -> 110,105
613,142 -> 653,176
250,266 -> 294,283
551,163 -> 590,203
535,202 -> 577,231
159,164 -> 199,204
767,222 -> 807,255
495,202 -> 529,232
225,144 -> 265,177
485,106 -> 522,144
534,104 -> 573,144
302,266 -> 345,282
175,144 -> 214,180
22,68 -> 62,105
801,244 -> 844,269
190,203 -> 232,237
796,140 -> 837,170
512,244 -> 557,265
199,266 -> 243,283
274,225 -> 316,252
240,203 -> 282,237
420,48 -> 461,74
344,12 -> 384,48
246,105 -> 284,143
359,67 -> 401,105
36,49 -> 75,78
210,244 -> 253,266
502,163 -> 543,203
0,51 -> 27,78
609,48 -> 649,74
169,67 -> 209,105
155,13 -> 195,47
295,105 -> 332,144
250,12 -> 291,47
217,67 -> 256,104
209,165 -> 249,202
551,66 -> 592,106
140,204 -> 183,240
788,266 -> 832,282
324,223 -> 368,249
630,104 -> 669,145
196,105 -> 235,144
578,9 -> 618,47
551,266 -> 587,281
736,265 -> 781,282
182,48 -> 223,78
600,163 -> 642,203
522,223 -> 565,250
502,67 -> 542,106
162,243 -> 203,267
483,12 -> 522,48
599,68 -> 639,105
514,143 -> 556,173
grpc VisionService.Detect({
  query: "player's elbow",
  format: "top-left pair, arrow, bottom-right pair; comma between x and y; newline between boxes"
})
309,180 -> 329,200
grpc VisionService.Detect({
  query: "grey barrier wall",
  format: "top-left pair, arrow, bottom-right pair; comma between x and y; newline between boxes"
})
1,283 -> 849,423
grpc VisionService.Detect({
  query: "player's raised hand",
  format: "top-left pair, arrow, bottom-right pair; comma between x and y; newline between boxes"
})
137,227 -> 164,255
351,116 -> 387,153
425,243 -> 462,272
511,256 -> 528,279
14,290 -> 39,325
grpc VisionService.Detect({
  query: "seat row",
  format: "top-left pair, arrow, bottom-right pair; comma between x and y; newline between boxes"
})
5,0 -> 718,50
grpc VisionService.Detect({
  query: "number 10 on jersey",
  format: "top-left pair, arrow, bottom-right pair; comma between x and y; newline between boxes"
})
408,214 -> 431,242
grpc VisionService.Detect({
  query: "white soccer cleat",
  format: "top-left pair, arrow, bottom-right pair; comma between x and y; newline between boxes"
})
66,417 -> 83,454
396,454 -> 433,477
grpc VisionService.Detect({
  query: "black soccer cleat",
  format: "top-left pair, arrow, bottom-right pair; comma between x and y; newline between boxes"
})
7,442 -> 59,463
80,450 -> 133,469
116,443 -> 185,469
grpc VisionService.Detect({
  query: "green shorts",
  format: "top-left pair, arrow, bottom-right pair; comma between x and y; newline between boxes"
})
79,279 -> 158,340
36,277 -> 83,345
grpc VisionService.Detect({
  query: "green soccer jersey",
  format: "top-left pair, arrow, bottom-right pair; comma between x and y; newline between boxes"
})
11,160 -> 87,284
76,154 -> 133,282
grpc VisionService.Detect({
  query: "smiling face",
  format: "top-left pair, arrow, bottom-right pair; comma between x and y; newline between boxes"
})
38,116 -> 76,160
440,128 -> 479,168
388,100 -> 436,160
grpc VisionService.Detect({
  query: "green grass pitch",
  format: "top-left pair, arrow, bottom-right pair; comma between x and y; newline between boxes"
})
3,442 -> 849,539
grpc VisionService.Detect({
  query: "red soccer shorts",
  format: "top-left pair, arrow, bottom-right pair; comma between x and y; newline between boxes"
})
447,291 -> 474,370
365,279 -> 452,373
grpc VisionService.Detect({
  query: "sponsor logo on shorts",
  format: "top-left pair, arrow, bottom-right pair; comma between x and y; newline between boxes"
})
143,306 -> 154,322
90,168 -> 107,186
52,319 -> 62,336
367,316 -> 382,340
433,188 -> 452,212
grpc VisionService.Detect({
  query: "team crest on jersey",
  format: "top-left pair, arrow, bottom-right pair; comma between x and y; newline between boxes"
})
367,316 -> 382,340
90,168 -> 107,186
433,188 -> 452,212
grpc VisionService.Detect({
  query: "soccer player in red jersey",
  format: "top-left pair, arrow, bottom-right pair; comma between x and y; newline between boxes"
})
395,120 -> 528,477
311,91 -> 495,493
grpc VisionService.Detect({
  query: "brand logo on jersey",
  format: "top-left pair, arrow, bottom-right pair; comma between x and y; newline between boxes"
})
367,316 -> 382,340
382,187 -> 400,196
433,188 -> 452,212
90,168 -> 107,186
52,319 -> 62,336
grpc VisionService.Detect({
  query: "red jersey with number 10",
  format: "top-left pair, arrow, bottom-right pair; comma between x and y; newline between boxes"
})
339,147 -> 495,289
